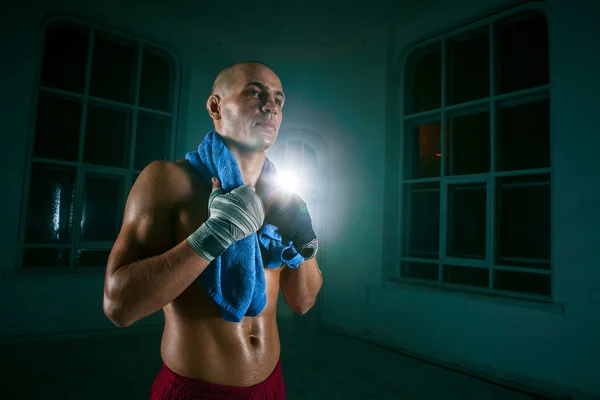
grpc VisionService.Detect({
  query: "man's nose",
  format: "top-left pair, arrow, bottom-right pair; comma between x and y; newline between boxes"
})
261,95 -> 280,115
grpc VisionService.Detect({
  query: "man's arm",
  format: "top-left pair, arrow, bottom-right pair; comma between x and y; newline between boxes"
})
280,258 -> 323,315
103,161 -> 211,328
264,191 -> 323,315
103,163 -> 266,328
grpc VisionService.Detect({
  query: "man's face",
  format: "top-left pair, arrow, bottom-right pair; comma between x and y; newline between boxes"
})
212,64 -> 285,152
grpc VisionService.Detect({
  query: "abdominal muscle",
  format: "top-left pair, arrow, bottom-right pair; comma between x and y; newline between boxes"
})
161,167 -> 283,387
160,266 -> 283,387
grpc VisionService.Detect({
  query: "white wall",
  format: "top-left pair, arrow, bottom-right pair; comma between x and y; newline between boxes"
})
2,0 -> 598,398
321,0 -> 600,398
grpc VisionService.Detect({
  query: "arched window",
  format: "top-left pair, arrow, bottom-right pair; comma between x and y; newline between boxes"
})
271,138 -> 319,203
18,17 -> 180,270
400,5 -> 551,300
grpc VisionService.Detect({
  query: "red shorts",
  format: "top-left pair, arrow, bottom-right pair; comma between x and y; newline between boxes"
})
149,360 -> 286,400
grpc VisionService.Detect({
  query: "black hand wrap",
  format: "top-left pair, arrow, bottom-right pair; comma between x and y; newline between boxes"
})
265,192 -> 318,260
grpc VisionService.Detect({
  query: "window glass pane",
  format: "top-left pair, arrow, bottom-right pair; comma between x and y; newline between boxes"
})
34,92 -> 82,161
447,110 -> 490,176
23,247 -> 70,268
303,144 -> 317,167
89,32 -> 137,104
496,12 -> 549,94
443,265 -> 489,288
285,141 -> 303,169
405,44 -> 441,114
401,261 -> 438,281
496,174 -> 550,269
302,144 -> 318,181
447,183 -> 487,259
404,121 -> 441,179
84,104 -> 132,168
41,22 -> 89,93
134,113 -> 171,170
139,47 -> 173,111
132,173 -> 140,189
496,99 -> 550,171
26,165 -> 76,244
75,249 -> 110,267
447,28 -> 489,105
80,174 -> 124,242
494,270 -> 550,296
403,182 -> 440,259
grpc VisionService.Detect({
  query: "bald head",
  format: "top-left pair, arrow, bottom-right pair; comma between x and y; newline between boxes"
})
206,61 -> 284,152
212,61 -> 272,98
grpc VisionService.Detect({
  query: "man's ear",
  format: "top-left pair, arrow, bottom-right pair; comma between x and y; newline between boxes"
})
206,94 -> 221,120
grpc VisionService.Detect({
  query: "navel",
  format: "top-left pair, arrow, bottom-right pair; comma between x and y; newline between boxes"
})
249,334 -> 260,346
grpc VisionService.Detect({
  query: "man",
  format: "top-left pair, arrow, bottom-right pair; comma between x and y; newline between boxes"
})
102,61 -> 323,399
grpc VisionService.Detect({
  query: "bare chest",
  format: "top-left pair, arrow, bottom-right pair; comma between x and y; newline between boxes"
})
174,192 -> 209,244
169,192 -> 283,316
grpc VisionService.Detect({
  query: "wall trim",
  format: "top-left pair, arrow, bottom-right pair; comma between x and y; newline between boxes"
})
0,323 -> 163,345
319,322 -> 596,400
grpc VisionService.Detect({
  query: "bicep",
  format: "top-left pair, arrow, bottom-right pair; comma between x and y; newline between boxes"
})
107,163 -> 175,273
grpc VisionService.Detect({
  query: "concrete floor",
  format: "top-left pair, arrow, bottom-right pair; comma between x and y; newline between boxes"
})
0,322 -> 542,400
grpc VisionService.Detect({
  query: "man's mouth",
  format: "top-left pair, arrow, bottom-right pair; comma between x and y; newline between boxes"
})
255,120 -> 275,130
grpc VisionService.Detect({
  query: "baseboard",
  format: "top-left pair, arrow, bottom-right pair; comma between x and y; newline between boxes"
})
320,322 -> 368,341
319,322 -> 598,400
0,323 -> 164,345
4,320 -> 597,400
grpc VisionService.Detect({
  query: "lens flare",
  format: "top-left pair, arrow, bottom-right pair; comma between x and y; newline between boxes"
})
276,169 -> 300,193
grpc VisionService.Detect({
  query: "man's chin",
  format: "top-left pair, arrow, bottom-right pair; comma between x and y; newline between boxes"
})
254,129 -> 277,148
242,135 -> 275,152
259,138 -> 275,151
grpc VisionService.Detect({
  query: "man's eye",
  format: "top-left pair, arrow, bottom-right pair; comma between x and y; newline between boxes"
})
250,90 -> 260,97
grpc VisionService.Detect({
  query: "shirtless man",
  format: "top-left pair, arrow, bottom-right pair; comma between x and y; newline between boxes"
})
102,61 -> 323,399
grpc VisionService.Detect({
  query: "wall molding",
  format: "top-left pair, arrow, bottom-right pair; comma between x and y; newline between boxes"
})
319,322 -> 595,400
0,323 -> 163,345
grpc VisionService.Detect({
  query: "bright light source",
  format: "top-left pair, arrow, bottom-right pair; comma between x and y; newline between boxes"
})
276,169 -> 300,193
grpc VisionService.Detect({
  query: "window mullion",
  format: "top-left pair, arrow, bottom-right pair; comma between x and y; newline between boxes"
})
438,39 -> 447,281
440,39 -> 447,177
128,43 -> 143,175
69,27 -> 96,268
168,54 -> 180,161
487,22 -> 497,289
77,27 -> 95,165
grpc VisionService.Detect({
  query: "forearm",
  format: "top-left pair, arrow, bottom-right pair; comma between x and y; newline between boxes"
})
281,258 -> 323,314
103,240 -> 210,327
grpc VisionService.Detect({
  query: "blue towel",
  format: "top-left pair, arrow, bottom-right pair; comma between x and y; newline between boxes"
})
185,130 -> 304,322
258,224 -> 304,269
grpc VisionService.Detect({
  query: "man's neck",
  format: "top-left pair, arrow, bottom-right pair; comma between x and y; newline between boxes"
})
228,146 -> 266,187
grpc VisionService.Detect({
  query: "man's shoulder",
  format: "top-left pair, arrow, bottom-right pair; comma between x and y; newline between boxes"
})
137,159 -> 209,203
145,159 -> 211,200
140,159 -> 187,184
142,159 -> 198,179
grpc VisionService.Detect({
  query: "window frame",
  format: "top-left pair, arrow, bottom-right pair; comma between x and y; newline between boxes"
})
268,131 -> 327,244
16,15 -> 181,272
396,1 -> 553,302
